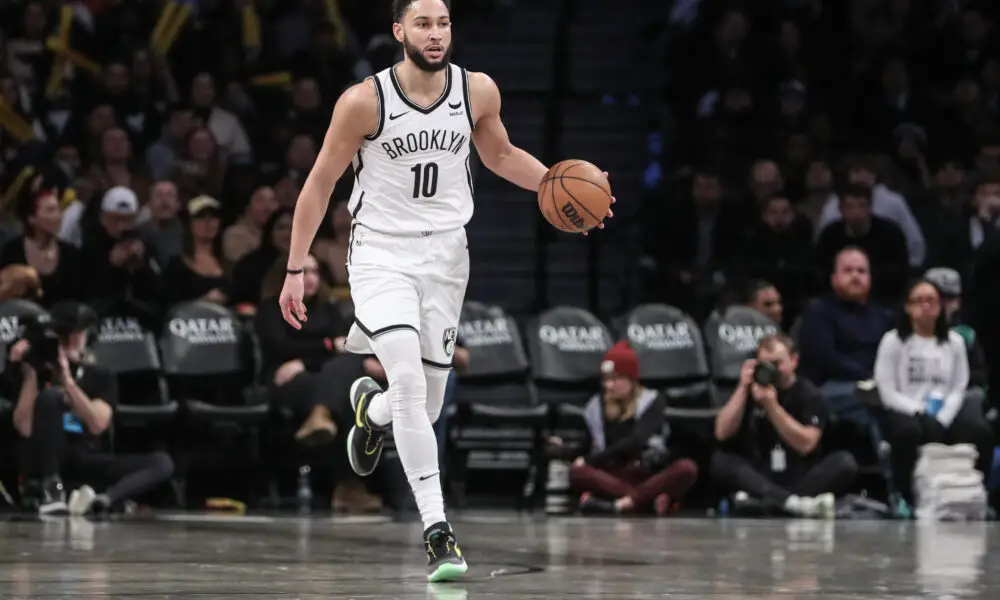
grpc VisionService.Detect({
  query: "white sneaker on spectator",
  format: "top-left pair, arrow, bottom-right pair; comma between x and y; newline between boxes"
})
69,485 -> 97,516
784,494 -> 835,518
813,493 -> 836,519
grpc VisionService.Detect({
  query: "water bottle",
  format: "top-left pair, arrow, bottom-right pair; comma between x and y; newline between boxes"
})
926,392 -> 944,417
296,466 -> 312,515
718,498 -> 730,518
545,460 -> 571,515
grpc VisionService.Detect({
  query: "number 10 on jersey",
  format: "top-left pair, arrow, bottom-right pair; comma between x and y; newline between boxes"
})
411,162 -> 439,198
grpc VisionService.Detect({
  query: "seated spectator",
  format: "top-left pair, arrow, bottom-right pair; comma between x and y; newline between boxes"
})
746,279 -> 784,327
815,185 -> 909,302
924,267 -> 988,387
712,334 -> 858,518
231,208 -> 293,309
188,72 -> 252,164
146,104 -> 196,180
222,185 -> 277,264
874,279 -> 994,504
8,302 -> 174,516
797,247 -> 898,503
550,342 -> 699,516
0,264 -> 42,301
818,155 -> 926,268
799,247 -> 895,399
0,187 -> 82,306
137,180 -> 184,267
171,127 -> 226,200
931,170 -> 1000,279
738,193 -> 813,322
163,196 -> 229,305
313,199 -> 352,289
255,253 -> 351,445
79,186 -> 164,308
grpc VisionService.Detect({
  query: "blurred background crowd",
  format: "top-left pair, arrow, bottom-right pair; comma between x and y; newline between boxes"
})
0,0 -> 998,518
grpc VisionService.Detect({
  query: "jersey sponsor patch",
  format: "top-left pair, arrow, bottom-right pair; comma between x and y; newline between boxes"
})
443,327 -> 457,357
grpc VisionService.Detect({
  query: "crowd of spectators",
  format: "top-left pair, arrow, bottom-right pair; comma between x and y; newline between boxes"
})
634,0 -> 1000,516
0,0 -> 998,519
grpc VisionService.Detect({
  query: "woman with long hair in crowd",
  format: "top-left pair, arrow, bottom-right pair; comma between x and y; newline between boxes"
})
231,207 -> 292,309
256,252 -> 347,444
163,195 -> 229,305
0,187 -> 81,306
549,342 -> 699,516
874,278 -> 994,503
255,252 -> 386,512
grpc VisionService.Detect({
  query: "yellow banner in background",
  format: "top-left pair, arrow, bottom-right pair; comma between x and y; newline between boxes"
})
250,72 -> 292,89
151,1 -> 193,57
0,99 -> 35,143
44,5 -> 75,98
324,0 -> 347,50
242,5 -> 261,49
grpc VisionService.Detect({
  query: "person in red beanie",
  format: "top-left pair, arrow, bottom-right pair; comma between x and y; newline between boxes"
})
548,341 -> 699,515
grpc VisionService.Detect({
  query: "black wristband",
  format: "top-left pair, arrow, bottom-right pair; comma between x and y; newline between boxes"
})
286,268 -> 304,275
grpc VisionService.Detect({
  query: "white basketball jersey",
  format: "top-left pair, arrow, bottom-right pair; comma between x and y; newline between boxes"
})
347,63 -> 475,235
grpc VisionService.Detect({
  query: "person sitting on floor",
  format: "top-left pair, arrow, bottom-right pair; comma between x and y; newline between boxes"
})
8,302 -> 174,516
548,341 -> 699,516
712,333 -> 859,518
873,278 -> 994,505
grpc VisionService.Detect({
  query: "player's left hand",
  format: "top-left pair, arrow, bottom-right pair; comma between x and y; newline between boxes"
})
583,171 -> 615,236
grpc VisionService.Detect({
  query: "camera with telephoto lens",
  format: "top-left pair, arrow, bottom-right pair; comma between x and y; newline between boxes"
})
19,314 -> 61,379
752,360 -> 780,386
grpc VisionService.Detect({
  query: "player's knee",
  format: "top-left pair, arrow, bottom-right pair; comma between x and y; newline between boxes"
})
388,361 -> 428,420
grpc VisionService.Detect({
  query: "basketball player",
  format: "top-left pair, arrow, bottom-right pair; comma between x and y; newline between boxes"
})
279,0 -> 613,581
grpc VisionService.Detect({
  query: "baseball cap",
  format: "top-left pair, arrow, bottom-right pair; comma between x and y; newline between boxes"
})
188,195 -> 222,217
101,186 -> 139,215
600,341 -> 640,380
925,267 -> 961,297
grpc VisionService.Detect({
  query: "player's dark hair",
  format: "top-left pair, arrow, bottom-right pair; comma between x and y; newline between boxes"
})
393,0 -> 451,22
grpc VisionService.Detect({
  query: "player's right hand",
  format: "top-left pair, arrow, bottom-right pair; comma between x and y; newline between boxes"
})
279,274 -> 308,329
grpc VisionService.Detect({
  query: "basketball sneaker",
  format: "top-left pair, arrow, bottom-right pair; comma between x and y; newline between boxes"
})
424,521 -> 468,582
347,376 -> 388,477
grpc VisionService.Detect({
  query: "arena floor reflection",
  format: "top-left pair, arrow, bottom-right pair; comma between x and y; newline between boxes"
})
0,512 -> 995,599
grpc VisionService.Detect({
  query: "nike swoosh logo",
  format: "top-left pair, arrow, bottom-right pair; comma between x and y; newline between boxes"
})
448,102 -> 462,109
419,472 -> 439,481
389,112 -> 409,120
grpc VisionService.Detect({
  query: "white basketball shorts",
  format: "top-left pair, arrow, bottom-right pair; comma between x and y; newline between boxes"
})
344,225 -> 469,369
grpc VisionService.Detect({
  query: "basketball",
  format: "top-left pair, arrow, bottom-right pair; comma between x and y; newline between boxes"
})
538,160 -> 613,233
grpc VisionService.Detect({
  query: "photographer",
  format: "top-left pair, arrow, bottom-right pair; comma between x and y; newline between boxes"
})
9,302 -> 174,516
712,333 -> 858,518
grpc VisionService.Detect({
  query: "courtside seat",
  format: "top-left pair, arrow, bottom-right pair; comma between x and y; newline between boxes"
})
525,306 -> 612,443
91,312 -> 178,426
451,302 -> 546,463
704,305 -> 780,402
0,299 -> 49,374
159,301 -> 268,424
621,303 -> 717,420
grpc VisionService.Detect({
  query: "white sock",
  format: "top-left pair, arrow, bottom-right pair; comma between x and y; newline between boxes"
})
366,390 -> 392,427
370,330 -> 446,529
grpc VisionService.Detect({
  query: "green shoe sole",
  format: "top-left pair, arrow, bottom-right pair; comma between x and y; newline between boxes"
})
427,560 -> 468,582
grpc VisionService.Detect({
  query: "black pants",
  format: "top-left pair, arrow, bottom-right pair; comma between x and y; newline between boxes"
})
710,450 -> 859,507
272,353 -> 372,427
879,399 -> 995,502
20,388 -> 174,505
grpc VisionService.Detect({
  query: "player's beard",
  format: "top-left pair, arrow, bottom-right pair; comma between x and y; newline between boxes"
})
402,35 -> 451,73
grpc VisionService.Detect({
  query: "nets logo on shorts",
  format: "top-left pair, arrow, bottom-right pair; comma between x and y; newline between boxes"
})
442,327 -> 457,356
